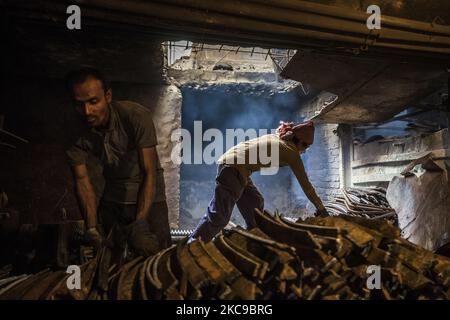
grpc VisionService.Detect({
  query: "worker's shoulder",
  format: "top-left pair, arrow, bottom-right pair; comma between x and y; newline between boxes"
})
275,136 -> 299,160
258,134 -> 293,148
113,100 -> 154,120
251,133 -> 279,143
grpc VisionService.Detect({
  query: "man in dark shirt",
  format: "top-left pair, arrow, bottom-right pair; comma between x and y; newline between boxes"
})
65,68 -> 171,257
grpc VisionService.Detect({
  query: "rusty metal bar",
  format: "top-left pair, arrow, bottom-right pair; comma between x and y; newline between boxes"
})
159,0 -> 450,45
4,0 -> 450,59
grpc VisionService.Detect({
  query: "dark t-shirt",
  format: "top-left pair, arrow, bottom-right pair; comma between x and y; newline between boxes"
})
66,100 -> 166,204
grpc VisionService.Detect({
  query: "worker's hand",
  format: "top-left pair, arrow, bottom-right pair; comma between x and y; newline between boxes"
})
85,227 -> 103,250
315,208 -> 330,218
128,219 -> 159,257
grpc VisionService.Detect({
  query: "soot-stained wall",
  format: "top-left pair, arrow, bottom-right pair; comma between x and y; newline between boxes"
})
1,18 -> 181,226
0,78 -> 181,227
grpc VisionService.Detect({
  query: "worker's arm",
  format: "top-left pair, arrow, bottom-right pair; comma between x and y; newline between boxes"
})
135,147 -> 157,221
290,157 -> 326,211
128,147 -> 159,256
72,164 -> 98,228
128,106 -> 160,256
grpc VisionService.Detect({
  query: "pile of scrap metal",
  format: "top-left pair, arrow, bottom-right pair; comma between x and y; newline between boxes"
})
324,187 -> 397,224
1,209 -> 449,300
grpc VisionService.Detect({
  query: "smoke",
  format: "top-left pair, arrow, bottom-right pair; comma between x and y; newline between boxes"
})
181,83 -> 308,137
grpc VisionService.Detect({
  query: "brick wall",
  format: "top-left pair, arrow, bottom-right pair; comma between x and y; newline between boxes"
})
290,91 -> 341,216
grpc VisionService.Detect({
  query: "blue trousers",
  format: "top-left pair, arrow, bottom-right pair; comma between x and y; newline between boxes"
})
190,165 -> 264,242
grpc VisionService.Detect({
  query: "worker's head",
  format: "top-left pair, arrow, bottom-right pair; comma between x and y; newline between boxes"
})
276,120 -> 315,154
65,67 -> 112,128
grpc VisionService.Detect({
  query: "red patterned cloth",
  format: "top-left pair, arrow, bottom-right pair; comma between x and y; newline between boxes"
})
276,120 -> 315,145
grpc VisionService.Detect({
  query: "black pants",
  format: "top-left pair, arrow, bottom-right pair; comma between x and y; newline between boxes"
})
98,200 -> 172,252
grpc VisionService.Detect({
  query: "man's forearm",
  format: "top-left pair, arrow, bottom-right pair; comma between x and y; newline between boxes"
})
299,175 -> 325,210
136,173 -> 156,221
75,179 -> 97,228
304,188 -> 325,211
292,162 -> 325,211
